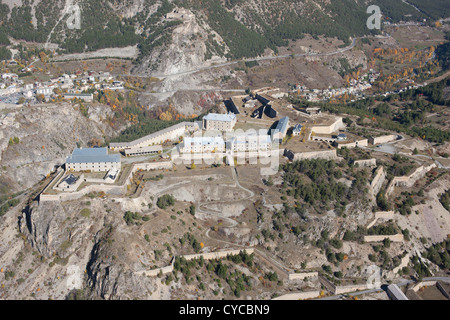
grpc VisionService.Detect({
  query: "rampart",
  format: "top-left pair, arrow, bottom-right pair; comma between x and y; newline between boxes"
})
135,249 -> 255,277
369,134 -> 398,145
370,166 -> 386,196
39,161 -> 173,202
363,234 -> 404,243
337,139 -> 368,149
366,211 -> 395,229
386,164 -> 436,196
354,158 -> 377,167
334,284 -> 371,295
272,291 -> 320,300
284,149 -> 339,161
319,276 -> 374,295
41,167 -> 65,194
183,249 -> 254,262
310,117 -> 345,135
412,280 -> 450,299
288,272 -> 319,281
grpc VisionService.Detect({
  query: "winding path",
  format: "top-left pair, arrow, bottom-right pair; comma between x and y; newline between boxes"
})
197,167 -> 294,275
198,167 -> 254,229
119,37 -> 361,80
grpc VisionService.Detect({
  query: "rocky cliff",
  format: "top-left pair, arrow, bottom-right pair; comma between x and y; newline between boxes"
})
0,103 -> 122,194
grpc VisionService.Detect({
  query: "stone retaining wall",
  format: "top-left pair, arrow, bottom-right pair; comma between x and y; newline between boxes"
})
337,139 -> 368,149
369,134 -> 398,145
135,249 -> 254,277
366,211 -> 395,229
288,272 -> 319,281
370,166 -> 386,196
386,164 -> 436,196
363,234 -> 404,243
272,291 -> 320,300
334,284 -> 370,295
284,149 -> 339,161
39,161 -> 173,202
354,159 -> 377,167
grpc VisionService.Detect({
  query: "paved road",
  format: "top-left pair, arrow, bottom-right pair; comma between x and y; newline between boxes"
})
139,88 -> 246,95
119,38 -> 359,80
361,142 -> 447,169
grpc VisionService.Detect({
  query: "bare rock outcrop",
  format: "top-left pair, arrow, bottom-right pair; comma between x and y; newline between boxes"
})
0,103 -> 121,193
19,201 -> 101,259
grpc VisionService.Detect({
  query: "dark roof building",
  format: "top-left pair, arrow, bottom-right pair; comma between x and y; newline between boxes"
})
264,104 -> 277,118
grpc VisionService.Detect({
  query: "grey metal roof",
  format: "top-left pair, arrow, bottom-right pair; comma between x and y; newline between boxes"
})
203,113 -> 236,122
276,116 -> 289,133
110,121 -> 199,149
387,284 -> 409,300
66,148 -> 121,164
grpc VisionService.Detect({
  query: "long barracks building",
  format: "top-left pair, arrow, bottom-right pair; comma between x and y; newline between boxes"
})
66,147 -> 121,172
109,122 -> 200,151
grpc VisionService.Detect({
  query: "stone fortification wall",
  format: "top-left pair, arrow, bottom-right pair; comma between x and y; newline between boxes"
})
135,249 -> 254,277
40,161 -> 173,202
337,139 -> 368,149
366,211 -> 395,229
354,158 -> 377,167
369,134 -> 398,145
311,117 -> 345,135
284,149 -> 338,161
370,166 -> 386,196
272,291 -> 320,300
386,164 -> 436,196
363,234 -> 404,243
288,272 -> 319,281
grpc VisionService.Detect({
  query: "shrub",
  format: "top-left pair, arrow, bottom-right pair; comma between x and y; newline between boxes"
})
80,208 -> 91,218
157,194 -> 175,209
189,205 -> 196,216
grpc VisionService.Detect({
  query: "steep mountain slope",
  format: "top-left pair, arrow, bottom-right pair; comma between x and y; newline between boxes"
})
0,103 -> 123,194
1,0 -> 447,74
